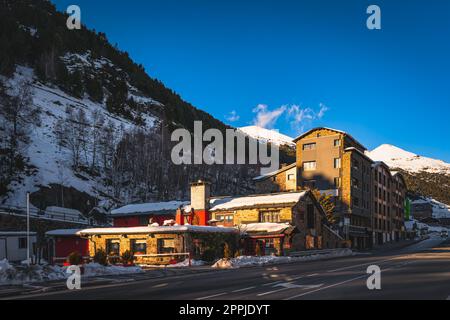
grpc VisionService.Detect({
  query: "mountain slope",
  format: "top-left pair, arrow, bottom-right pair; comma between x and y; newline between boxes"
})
0,0 -> 258,216
368,144 -> 450,175
239,126 -> 295,147
367,144 -> 450,210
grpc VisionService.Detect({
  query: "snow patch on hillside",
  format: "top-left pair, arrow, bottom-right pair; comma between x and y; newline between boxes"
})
367,144 -> 450,175
0,66 -> 160,208
239,126 -> 294,146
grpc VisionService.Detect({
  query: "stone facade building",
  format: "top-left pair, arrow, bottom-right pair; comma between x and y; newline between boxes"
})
254,127 -> 408,249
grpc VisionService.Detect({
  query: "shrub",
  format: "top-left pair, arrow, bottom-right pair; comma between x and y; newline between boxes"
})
201,248 -> 216,263
121,250 -> 134,265
68,251 -> 82,265
93,249 -> 108,266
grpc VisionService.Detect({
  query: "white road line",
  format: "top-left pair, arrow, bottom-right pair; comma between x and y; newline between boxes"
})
307,273 -> 319,277
284,274 -> 368,300
196,292 -> 228,300
262,280 -> 283,286
327,256 -> 401,273
232,286 -> 256,293
257,287 -> 290,297
446,295 -> 450,300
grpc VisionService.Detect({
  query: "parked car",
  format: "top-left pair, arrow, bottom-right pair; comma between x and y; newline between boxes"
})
440,230 -> 448,238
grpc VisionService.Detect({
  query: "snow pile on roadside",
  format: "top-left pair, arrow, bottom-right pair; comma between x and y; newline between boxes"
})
0,260 -> 143,286
83,263 -> 143,277
0,259 -> 67,285
212,249 -> 354,269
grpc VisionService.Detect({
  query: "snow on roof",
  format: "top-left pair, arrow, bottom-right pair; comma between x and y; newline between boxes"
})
207,192 -> 308,211
240,223 -> 291,234
78,225 -> 238,236
45,229 -> 84,237
110,201 -> 189,216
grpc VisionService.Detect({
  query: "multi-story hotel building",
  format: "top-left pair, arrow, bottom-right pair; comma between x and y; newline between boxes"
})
254,127 -> 407,249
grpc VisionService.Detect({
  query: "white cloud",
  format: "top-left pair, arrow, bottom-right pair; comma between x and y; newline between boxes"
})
225,110 -> 240,122
252,104 -> 287,129
251,103 -> 329,132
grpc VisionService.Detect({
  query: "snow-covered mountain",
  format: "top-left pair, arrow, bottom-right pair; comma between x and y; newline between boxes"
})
367,144 -> 450,176
239,126 -> 295,147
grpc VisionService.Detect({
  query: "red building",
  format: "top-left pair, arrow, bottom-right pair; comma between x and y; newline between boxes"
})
45,229 -> 89,265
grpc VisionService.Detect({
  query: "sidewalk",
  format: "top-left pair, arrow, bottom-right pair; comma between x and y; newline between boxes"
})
360,237 -> 429,254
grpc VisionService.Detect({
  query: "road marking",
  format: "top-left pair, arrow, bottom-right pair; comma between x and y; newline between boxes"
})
152,283 -> 168,288
307,273 -> 319,277
196,292 -> 227,300
284,274 -> 368,300
446,295 -> 450,300
262,280 -> 283,286
258,282 -> 323,296
232,286 -> 256,293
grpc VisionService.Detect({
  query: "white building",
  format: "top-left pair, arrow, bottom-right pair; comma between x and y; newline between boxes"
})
0,231 -> 37,262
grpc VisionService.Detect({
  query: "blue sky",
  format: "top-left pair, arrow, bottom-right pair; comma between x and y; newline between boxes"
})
55,0 -> 450,161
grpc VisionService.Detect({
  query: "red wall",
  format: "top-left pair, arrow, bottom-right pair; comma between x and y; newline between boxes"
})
55,236 -> 89,258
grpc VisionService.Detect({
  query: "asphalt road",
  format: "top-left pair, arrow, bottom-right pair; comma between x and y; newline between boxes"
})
11,234 -> 450,300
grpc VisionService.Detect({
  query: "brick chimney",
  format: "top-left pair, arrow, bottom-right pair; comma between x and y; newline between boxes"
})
189,180 -> 211,226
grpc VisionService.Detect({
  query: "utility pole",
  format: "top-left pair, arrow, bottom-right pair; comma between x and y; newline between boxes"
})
26,192 -> 30,265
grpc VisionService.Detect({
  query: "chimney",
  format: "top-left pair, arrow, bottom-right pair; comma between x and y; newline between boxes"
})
189,180 -> 211,226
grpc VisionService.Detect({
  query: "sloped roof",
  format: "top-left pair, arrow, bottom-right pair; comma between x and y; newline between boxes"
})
110,201 -> 189,217
293,127 -> 366,151
78,225 -> 238,235
205,191 -> 308,212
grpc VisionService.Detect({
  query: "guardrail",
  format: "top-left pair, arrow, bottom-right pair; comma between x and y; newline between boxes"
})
0,205 -> 94,225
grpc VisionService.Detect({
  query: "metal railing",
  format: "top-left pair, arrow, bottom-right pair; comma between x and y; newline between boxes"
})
0,205 -> 96,225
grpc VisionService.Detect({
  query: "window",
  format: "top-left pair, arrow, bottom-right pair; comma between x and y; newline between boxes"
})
352,178 -> 359,189
303,161 -> 316,171
216,213 -> 234,226
304,180 -> 316,189
287,174 -> 295,181
260,211 -> 281,223
353,197 -> 360,207
352,159 -> 360,170
334,158 -> 341,169
157,238 -> 176,254
18,237 -> 27,249
334,177 -> 341,188
334,139 -> 341,147
303,143 -> 316,150
131,239 -> 147,255
106,239 -> 120,256
306,204 -> 315,229
374,202 -> 378,213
